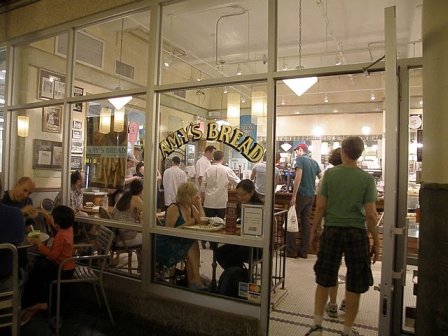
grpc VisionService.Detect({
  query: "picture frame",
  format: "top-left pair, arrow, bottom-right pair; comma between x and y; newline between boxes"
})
32,139 -> 63,170
70,155 -> 83,170
72,129 -> 82,140
38,69 -> 66,100
42,106 -> 62,133
71,141 -> 84,154
72,120 -> 82,129
241,204 -> 264,237
73,86 -> 84,112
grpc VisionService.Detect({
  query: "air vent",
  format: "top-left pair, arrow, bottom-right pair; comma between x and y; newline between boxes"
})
173,90 -> 186,99
56,31 -> 104,69
115,60 -> 135,80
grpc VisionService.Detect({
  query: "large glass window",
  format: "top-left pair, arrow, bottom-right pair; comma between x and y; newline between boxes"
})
72,11 -> 150,97
12,34 -> 68,105
160,0 -> 268,86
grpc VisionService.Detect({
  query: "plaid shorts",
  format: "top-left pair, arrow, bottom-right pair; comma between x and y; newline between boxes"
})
314,226 -> 373,293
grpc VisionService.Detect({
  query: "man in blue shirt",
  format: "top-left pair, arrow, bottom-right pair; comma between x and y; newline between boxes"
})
288,143 -> 322,258
0,178 -> 26,290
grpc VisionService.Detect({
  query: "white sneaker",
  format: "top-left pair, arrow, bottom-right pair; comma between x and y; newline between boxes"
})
339,299 -> 346,312
305,325 -> 323,336
326,302 -> 338,318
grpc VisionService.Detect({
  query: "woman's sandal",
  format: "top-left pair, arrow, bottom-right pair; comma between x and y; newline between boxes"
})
20,303 -> 48,326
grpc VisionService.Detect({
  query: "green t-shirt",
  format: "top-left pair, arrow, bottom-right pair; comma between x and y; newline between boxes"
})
319,165 -> 377,229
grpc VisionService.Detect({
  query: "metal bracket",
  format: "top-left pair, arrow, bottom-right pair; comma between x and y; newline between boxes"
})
391,227 -> 405,235
392,270 -> 403,279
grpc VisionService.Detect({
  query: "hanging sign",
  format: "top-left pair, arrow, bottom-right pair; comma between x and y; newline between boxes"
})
158,122 -> 265,163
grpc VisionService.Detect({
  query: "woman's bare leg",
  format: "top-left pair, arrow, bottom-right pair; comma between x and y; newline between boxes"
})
186,241 -> 202,285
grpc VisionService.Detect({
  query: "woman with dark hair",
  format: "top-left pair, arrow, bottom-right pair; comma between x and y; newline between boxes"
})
111,179 -> 143,245
216,179 -> 263,269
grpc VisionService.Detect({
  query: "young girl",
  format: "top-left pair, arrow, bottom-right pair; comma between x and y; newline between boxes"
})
21,205 -> 75,325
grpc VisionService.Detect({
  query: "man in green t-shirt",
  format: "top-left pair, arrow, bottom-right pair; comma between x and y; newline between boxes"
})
305,136 -> 380,336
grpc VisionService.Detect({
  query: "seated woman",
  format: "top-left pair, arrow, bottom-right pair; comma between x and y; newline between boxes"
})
21,205 -> 75,325
111,179 -> 143,246
216,179 -> 263,269
54,170 -> 88,217
156,182 -> 205,289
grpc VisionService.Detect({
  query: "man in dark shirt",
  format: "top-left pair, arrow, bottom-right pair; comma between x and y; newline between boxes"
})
1,176 -> 36,228
0,179 -> 26,289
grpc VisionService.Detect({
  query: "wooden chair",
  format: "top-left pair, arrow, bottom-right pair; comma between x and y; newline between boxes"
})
49,226 -> 115,335
99,207 -> 142,275
0,243 -> 20,336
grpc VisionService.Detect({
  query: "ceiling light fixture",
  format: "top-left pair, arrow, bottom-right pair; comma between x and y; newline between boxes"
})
281,143 -> 292,151
108,18 -> 132,110
324,94 -> 328,103
281,97 -> 286,105
236,64 -> 242,76
227,92 -> 241,120
251,91 -> 267,117
223,86 -> 228,94
114,107 -> 125,132
362,126 -> 371,135
283,0 -> 317,96
99,107 -> 112,134
370,92 -> 376,101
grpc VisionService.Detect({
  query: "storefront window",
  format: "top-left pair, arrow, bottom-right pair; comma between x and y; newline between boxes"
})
12,34 -> 68,105
72,11 -> 150,97
154,84 -> 268,301
0,47 -> 4,171
160,0 -> 268,86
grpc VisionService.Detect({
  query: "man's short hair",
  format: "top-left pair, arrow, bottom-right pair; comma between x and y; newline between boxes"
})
213,150 -> 224,161
171,156 -> 181,165
341,136 -> 364,160
205,145 -> 216,153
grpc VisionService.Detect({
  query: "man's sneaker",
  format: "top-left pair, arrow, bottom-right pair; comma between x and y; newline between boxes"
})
326,302 -> 338,318
341,328 -> 360,336
339,299 -> 346,312
305,325 -> 323,336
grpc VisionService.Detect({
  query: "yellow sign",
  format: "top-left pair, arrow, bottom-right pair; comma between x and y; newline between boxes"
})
159,122 -> 265,163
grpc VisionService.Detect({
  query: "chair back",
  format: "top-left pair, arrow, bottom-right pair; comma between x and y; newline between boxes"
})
99,206 -> 112,220
41,198 -> 55,212
0,243 -> 19,335
95,225 -> 114,256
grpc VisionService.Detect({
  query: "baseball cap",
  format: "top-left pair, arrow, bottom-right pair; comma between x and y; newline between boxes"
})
127,153 -> 138,162
294,143 -> 308,152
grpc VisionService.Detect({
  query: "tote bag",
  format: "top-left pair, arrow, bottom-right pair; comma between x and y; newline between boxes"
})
286,206 -> 299,232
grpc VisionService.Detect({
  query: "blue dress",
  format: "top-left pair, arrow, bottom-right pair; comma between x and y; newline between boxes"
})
155,204 -> 194,267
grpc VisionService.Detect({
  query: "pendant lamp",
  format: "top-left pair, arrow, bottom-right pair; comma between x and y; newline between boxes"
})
17,116 -> 29,137
99,107 -> 111,134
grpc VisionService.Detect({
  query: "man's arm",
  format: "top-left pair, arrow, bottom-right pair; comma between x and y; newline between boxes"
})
311,194 -> 327,246
365,202 -> 380,263
250,168 -> 256,181
290,168 -> 302,205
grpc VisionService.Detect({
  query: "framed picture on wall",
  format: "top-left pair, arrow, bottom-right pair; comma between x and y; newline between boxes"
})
32,139 -> 63,170
73,86 -> 84,112
38,69 -> 66,100
70,155 -> 83,170
72,129 -> 82,140
71,141 -> 83,154
42,106 -> 62,133
72,120 -> 82,129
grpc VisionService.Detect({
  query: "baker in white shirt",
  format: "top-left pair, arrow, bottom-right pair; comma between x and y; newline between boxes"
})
195,145 -> 216,196
163,156 -> 188,206
203,150 -> 241,219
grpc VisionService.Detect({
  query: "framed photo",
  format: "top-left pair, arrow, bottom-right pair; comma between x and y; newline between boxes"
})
32,139 -> 63,170
38,69 -> 66,100
72,129 -> 82,140
72,120 -> 82,129
70,155 -> 83,170
71,141 -> 83,154
73,86 -> 84,112
42,106 -> 62,133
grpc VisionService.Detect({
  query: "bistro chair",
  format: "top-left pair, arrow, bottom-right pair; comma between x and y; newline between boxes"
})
0,243 -> 20,336
40,198 -> 55,212
99,206 -> 142,275
49,225 -> 115,335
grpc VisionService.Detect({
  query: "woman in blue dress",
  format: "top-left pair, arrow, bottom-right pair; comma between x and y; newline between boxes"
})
156,182 -> 205,289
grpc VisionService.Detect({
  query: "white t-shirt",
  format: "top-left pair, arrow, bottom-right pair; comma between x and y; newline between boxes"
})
251,162 -> 281,195
163,165 -> 187,206
195,155 -> 211,191
203,163 -> 241,209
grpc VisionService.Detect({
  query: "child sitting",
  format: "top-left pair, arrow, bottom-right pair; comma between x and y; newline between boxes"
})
20,205 -> 75,325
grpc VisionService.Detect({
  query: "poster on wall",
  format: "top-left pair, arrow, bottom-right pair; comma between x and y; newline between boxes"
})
70,155 -> 83,170
71,141 -> 83,154
73,86 -> 84,112
32,139 -> 63,170
42,106 -> 62,133
38,69 -> 66,100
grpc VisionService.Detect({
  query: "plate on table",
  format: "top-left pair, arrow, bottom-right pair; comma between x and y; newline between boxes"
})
183,225 -> 224,232
27,231 -> 50,242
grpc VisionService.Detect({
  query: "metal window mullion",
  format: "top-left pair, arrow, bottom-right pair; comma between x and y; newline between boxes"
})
2,44 -> 13,187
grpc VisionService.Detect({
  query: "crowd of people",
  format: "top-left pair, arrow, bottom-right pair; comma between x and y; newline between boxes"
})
0,135 -> 380,335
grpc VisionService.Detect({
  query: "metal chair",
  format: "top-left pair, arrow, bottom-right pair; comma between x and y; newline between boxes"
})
49,226 -> 115,335
40,198 -> 55,212
99,207 -> 142,275
0,243 -> 20,336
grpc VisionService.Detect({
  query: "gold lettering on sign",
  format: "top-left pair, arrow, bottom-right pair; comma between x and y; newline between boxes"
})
158,122 -> 265,162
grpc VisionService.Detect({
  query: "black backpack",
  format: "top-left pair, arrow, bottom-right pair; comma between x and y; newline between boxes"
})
218,266 -> 249,298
